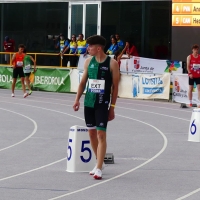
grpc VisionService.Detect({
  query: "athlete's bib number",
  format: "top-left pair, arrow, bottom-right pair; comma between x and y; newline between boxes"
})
25,64 -> 31,70
16,61 -> 23,67
193,64 -> 200,70
88,79 -> 105,94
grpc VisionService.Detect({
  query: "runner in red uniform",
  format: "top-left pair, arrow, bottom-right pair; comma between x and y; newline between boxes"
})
187,44 -> 200,107
11,44 -> 28,98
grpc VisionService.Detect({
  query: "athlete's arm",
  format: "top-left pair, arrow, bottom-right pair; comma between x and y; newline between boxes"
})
73,57 -> 91,111
108,59 -> 120,121
30,56 -> 36,72
187,55 -> 193,78
11,53 -> 16,67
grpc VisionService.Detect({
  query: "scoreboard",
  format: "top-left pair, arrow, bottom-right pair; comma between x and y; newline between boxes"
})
171,0 -> 200,61
172,0 -> 200,26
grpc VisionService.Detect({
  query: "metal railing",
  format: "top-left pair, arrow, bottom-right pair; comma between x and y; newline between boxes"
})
0,52 -> 79,68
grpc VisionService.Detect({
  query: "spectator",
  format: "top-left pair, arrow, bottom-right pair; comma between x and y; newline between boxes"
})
54,33 -> 70,66
115,34 -> 124,51
121,40 -> 139,57
106,36 -> 119,55
77,34 -> 88,55
3,36 -> 15,64
63,34 -> 78,67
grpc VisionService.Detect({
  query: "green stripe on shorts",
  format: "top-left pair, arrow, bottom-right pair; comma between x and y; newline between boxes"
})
96,127 -> 106,132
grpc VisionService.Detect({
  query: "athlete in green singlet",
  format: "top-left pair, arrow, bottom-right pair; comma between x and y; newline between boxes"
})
23,49 -> 36,95
73,35 -> 119,180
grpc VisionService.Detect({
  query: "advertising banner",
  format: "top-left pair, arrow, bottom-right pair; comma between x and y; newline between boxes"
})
120,57 -> 182,74
33,68 -> 70,92
0,67 -> 71,93
172,74 -> 199,104
0,67 -> 22,89
132,73 -> 170,99
77,55 -> 182,75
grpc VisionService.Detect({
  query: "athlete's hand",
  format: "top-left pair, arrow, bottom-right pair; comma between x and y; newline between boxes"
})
189,74 -> 193,79
73,101 -> 80,111
108,108 -> 115,121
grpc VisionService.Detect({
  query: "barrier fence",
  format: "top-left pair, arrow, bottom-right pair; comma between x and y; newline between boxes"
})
0,52 -> 189,103
0,52 -> 79,68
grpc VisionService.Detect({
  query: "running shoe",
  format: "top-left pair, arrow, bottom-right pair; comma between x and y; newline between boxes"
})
93,168 -> 102,180
11,93 -> 15,97
189,103 -> 192,107
23,93 -> 28,98
89,162 -> 106,175
29,90 -> 32,95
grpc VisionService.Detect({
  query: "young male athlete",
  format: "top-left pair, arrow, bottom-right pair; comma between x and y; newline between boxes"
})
11,44 -> 28,98
23,49 -> 36,95
73,35 -> 119,180
187,44 -> 200,107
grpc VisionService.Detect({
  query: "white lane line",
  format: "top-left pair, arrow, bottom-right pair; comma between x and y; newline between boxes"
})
0,91 -> 177,107
0,93 -> 185,112
0,100 -> 188,199
0,158 -> 66,181
0,101 -> 84,181
116,106 -> 190,122
176,188 -> 200,199
0,108 -> 37,152
0,97 -> 191,118
0,100 -> 84,121
117,102 -> 191,113
48,114 -> 168,200
0,99 -> 189,122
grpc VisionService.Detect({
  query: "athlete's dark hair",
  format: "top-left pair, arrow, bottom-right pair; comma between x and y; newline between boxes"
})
192,44 -> 199,50
23,48 -> 27,53
86,35 -> 106,47
18,44 -> 25,49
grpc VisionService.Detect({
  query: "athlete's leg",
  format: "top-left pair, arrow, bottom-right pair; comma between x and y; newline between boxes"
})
188,77 -> 194,105
96,130 -> 107,170
88,129 -> 98,158
188,85 -> 193,100
25,75 -> 31,91
12,78 -> 17,94
95,104 -> 109,170
20,77 -> 26,93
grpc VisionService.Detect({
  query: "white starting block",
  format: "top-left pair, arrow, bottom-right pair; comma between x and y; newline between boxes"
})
66,125 -> 96,172
188,108 -> 200,142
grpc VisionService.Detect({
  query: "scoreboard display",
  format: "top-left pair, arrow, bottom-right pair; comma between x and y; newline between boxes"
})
172,0 -> 200,60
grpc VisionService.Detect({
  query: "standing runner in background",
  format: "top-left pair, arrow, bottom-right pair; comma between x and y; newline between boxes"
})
187,44 -> 200,107
11,44 -> 28,98
23,49 -> 36,95
73,35 -> 119,180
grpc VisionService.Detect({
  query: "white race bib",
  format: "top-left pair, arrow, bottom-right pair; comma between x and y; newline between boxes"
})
193,64 -> 200,70
25,64 -> 31,70
88,79 -> 105,94
16,61 -> 23,67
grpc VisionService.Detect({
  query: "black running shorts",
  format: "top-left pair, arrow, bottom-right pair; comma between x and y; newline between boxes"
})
189,77 -> 200,85
84,104 -> 109,132
13,67 -> 25,78
24,72 -> 31,77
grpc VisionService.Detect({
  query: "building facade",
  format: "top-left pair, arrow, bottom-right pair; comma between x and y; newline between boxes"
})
0,1 -> 171,64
